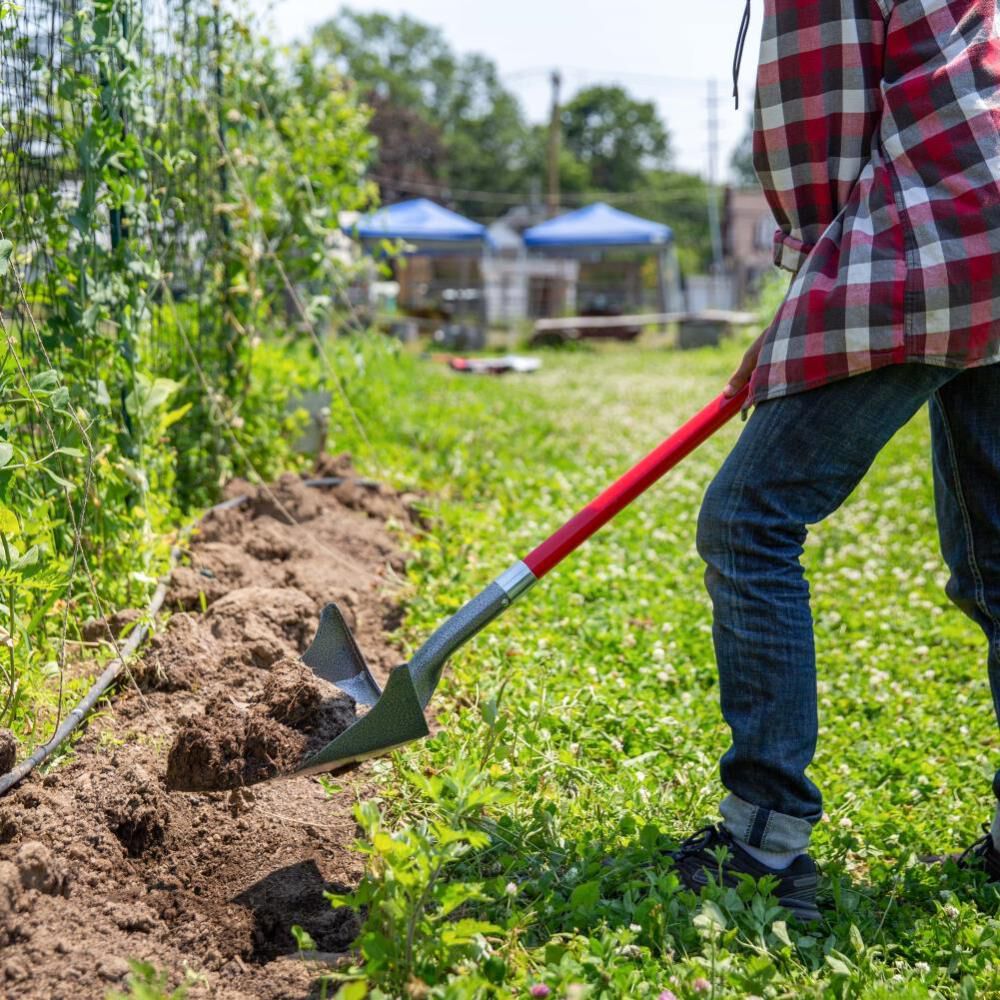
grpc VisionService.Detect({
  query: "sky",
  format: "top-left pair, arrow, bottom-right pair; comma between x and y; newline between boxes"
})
247,0 -> 763,180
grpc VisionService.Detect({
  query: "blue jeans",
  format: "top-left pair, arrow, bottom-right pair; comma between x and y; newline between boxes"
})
697,363 -> 1000,853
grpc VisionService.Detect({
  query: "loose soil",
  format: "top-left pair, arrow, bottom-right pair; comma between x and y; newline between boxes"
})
0,461 -> 419,999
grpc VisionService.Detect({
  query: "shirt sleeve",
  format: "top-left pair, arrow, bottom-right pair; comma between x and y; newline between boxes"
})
752,0 -> 889,273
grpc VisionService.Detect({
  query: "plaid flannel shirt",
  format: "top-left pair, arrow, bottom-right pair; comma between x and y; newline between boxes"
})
749,0 -> 1000,406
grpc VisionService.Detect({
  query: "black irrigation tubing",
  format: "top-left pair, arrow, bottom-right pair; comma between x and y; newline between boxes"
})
0,476 -> 380,797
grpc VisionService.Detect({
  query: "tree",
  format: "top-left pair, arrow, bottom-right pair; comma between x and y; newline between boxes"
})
365,94 -> 447,205
630,170 -> 715,274
311,9 -> 532,213
561,86 -> 672,192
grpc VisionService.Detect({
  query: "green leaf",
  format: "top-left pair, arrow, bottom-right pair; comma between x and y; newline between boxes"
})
440,918 -> 503,944
849,923 -> 865,955
569,880 -> 601,912
42,467 -> 76,492
436,880 -> 484,917
0,239 -> 11,277
771,919 -> 791,947
333,981 -> 368,1000
825,953 -> 853,977
0,504 -> 17,534
28,370 -> 59,393
125,374 -> 181,423
0,442 -> 13,468
290,924 -> 316,952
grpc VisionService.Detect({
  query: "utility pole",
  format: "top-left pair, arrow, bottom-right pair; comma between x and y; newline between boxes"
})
706,78 -> 724,278
546,70 -> 562,218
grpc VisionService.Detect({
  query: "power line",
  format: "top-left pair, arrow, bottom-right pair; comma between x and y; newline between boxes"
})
367,174 -> 721,210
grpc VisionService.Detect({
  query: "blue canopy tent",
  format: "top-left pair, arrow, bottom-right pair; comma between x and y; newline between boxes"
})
523,202 -> 672,251
353,198 -> 490,255
350,199 -> 490,345
523,202 -> 678,316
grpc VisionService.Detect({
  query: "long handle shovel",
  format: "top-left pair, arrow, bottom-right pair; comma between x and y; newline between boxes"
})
294,386 -> 750,777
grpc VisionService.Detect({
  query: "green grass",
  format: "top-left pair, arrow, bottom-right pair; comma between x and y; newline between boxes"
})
326,336 -> 999,999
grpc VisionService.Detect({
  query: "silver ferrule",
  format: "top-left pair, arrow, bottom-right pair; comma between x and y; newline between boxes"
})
494,560 -> 537,602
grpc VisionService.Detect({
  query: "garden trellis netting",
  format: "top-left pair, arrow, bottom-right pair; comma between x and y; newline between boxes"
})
0,0 -> 378,758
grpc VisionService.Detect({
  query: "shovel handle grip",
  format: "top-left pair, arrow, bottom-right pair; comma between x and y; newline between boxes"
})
523,386 -> 749,579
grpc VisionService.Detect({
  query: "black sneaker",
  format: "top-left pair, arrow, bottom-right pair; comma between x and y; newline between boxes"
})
669,824 -> 821,923
953,825 -> 1000,881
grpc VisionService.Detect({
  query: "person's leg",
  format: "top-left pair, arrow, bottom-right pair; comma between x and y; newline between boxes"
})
696,363 -> 956,860
929,364 -> 1000,844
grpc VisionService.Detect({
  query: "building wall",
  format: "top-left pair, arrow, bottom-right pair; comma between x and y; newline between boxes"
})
723,187 -> 776,305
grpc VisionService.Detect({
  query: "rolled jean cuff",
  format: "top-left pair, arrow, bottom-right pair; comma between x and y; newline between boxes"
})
720,792 -> 815,855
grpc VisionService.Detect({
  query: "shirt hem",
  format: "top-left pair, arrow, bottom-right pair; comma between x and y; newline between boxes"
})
747,349 -> 1000,410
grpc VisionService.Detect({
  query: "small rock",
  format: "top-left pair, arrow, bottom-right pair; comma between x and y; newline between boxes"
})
5,958 -> 28,982
15,841 -> 67,896
98,956 -> 130,981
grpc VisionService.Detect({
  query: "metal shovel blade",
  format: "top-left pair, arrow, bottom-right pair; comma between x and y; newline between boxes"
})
290,602 -> 428,777
288,562 -> 536,778
301,603 -> 382,707
295,662 -> 430,777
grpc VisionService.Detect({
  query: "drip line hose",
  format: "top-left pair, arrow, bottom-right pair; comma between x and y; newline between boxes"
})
0,476 -> 378,796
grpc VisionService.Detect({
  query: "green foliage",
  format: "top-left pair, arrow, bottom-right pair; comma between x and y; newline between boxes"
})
105,960 -> 194,1000
561,85 -> 672,192
320,341 -> 1000,997
310,8 -> 717,270
315,8 -> 532,208
632,171 -> 715,274
0,0 -> 376,744
326,763 -> 511,997
755,268 -> 792,328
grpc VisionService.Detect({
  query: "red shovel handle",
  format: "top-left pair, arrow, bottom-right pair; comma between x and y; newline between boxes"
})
523,386 -> 749,579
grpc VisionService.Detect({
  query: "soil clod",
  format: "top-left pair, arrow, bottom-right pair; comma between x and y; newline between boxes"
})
14,841 -> 67,896
101,764 -> 170,858
165,661 -> 356,791
0,729 -> 16,775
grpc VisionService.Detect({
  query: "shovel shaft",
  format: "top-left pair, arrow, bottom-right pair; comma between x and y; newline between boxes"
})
293,386 -> 751,777
523,387 -> 749,579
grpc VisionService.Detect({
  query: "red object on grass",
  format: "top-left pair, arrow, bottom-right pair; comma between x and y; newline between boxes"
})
524,387 -> 749,579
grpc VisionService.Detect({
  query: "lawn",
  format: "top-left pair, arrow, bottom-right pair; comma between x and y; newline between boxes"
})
327,337 -> 998,999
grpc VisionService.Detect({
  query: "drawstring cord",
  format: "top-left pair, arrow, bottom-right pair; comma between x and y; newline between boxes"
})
732,0 -> 751,109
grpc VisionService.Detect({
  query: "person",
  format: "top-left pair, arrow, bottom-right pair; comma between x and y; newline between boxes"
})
669,0 -> 1000,923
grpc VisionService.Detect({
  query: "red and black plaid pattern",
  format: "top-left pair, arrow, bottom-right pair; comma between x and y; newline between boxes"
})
749,0 -> 1000,405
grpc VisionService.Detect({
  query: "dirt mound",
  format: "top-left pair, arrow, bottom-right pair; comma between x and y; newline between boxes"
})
165,664 -> 356,792
0,462 -> 412,998
82,608 -> 143,643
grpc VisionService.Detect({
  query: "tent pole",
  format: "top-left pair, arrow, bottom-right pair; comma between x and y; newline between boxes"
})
657,248 -> 670,313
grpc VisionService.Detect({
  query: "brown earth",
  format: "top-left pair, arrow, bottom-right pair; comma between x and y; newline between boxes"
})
0,461 -> 419,999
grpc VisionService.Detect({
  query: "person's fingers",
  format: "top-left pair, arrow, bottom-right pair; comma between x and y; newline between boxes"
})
723,349 -> 756,398
724,334 -> 765,397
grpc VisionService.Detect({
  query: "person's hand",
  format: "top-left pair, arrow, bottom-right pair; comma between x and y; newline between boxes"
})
724,331 -> 766,398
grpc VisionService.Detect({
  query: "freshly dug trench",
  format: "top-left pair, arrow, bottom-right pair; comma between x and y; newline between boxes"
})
165,659 -> 357,791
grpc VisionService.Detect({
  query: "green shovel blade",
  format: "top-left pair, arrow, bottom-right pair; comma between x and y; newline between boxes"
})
294,662 -> 430,777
